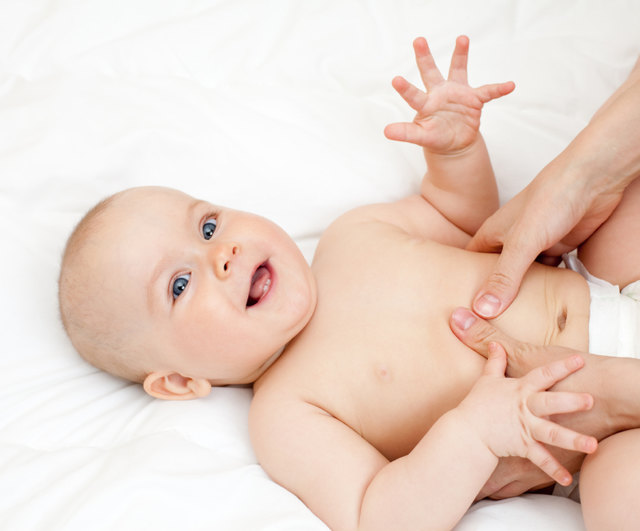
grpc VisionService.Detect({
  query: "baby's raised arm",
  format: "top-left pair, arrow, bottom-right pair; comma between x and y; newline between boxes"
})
385,36 -> 514,235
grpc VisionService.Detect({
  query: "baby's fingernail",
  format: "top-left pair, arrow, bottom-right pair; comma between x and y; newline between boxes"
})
452,308 -> 476,330
474,293 -> 501,318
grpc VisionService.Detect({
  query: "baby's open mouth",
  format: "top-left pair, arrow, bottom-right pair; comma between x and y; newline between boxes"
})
247,262 -> 272,307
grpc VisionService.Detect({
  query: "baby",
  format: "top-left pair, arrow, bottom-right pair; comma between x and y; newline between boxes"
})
59,37 -> 640,529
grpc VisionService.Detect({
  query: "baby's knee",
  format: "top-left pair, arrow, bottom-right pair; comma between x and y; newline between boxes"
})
580,428 -> 640,530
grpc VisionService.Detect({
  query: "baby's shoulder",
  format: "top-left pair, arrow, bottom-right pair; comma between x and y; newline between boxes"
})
319,194 -> 471,251
249,362 -> 330,455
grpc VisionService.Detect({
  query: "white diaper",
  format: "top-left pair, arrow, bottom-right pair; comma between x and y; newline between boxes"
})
563,254 -> 640,359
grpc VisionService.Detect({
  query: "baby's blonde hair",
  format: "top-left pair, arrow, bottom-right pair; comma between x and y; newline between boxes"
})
58,192 -> 148,383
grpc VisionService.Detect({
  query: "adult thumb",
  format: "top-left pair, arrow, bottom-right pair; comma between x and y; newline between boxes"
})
449,307 -> 516,359
472,242 -> 535,318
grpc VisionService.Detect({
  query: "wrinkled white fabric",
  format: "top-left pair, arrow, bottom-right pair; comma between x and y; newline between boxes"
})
564,254 -> 640,359
1,1 -> 638,529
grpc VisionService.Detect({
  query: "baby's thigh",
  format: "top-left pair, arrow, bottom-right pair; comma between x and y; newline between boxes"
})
580,428 -> 640,530
578,177 -> 640,288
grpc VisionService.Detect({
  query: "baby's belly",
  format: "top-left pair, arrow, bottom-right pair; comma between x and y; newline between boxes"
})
288,247 -> 591,460
491,261 -> 590,353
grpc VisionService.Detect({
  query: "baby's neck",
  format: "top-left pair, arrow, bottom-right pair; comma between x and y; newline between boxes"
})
254,344 -> 286,381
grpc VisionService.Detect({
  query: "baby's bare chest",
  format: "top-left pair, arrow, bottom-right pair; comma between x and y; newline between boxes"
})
272,231 -> 588,460
283,237 -> 486,458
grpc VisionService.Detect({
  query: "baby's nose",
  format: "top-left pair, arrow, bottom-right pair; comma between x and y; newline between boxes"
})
212,242 -> 240,279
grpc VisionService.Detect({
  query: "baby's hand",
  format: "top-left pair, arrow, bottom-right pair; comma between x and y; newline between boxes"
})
384,36 -> 514,154
457,342 -> 597,487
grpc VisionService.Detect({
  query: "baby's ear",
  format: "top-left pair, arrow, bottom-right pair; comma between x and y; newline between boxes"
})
143,371 -> 211,400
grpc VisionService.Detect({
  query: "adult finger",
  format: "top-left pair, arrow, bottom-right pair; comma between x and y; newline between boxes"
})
488,480 -> 538,500
471,235 -> 540,318
449,307 -> 518,358
465,191 -> 545,318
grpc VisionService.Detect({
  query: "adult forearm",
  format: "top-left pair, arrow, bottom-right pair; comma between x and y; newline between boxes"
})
449,308 -> 640,498
543,62 -> 640,202
479,354 -> 640,500
550,353 -> 640,438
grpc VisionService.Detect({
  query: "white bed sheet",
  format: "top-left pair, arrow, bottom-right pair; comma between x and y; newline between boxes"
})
1,1 -> 638,529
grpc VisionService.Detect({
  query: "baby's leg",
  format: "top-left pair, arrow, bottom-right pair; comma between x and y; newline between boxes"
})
578,176 -> 640,287
580,428 -> 640,530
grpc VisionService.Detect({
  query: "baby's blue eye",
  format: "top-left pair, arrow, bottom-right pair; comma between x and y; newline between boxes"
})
172,273 -> 191,299
202,217 -> 217,240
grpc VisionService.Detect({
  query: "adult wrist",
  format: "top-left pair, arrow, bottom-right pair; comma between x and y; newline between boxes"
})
560,354 -> 639,440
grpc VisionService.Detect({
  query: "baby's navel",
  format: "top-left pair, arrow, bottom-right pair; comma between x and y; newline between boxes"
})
557,307 -> 568,332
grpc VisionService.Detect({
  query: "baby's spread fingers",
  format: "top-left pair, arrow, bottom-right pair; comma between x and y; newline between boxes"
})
391,76 -> 427,111
525,355 -> 585,390
531,419 -> 598,455
447,35 -> 469,84
528,391 -> 594,417
413,37 -> 444,89
526,444 -> 573,486
481,342 -> 508,377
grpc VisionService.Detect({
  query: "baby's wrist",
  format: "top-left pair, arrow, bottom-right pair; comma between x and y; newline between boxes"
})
423,134 -> 484,163
448,404 -> 495,459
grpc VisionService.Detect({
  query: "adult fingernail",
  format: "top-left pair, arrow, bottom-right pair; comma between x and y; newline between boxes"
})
452,308 -> 477,330
474,293 -> 501,318
584,437 -> 597,453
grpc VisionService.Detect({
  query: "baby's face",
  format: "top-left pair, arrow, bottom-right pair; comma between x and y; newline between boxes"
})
93,187 -> 317,385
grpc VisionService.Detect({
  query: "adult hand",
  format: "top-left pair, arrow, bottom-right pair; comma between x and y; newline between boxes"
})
476,453 -> 585,500
449,307 -> 585,377
468,55 -> 640,319
449,307 -> 593,498
467,162 -> 624,318
458,343 -> 595,488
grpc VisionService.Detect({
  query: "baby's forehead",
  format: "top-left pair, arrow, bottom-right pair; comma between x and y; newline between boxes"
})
98,187 -> 202,230
102,186 -> 214,256
115,186 -> 196,210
